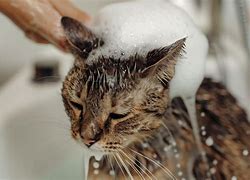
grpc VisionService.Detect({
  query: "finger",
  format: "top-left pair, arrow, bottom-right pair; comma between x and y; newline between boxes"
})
25,30 -> 50,44
49,0 -> 91,23
1,0 -> 65,48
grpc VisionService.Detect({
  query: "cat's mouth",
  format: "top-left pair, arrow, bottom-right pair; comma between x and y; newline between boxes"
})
88,141 -> 124,154
81,137 -> 133,155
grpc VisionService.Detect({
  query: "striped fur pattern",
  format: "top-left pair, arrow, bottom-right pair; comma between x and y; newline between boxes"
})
61,17 -> 186,154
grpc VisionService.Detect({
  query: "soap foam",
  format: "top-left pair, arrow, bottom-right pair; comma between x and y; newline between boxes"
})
89,0 -> 208,99
86,0 -> 208,178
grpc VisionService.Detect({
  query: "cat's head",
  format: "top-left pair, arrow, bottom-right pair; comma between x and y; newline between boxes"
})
61,17 -> 185,153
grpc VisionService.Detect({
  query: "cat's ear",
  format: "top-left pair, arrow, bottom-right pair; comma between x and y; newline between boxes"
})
142,38 -> 186,86
61,16 -> 103,58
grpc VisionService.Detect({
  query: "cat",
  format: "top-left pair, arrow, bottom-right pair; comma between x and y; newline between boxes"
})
60,16 -> 250,180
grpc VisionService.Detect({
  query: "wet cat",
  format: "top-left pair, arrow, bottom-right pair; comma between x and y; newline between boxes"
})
61,16 -> 250,180
62,1 -> 249,176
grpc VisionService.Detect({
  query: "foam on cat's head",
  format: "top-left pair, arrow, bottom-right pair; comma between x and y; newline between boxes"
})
87,0 -> 208,99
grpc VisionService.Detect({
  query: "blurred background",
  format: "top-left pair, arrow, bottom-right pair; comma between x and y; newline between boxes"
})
0,0 -> 249,179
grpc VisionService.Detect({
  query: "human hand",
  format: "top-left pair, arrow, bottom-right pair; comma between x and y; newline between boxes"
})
0,0 -> 90,51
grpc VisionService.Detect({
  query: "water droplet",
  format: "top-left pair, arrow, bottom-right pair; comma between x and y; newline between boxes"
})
176,163 -> 181,168
205,136 -> 214,146
164,146 -> 171,152
178,171 -> 183,176
201,112 -> 205,117
201,126 -> 205,130
109,170 -> 115,176
94,169 -> 99,175
175,154 -> 180,158
201,151 -> 206,156
210,167 -> 216,174
201,131 -> 207,136
231,176 -> 237,180
242,149 -> 249,156
142,143 -> 149,148
178,120 -> 183,126
93,162 -> 100,169
212,160 -> 218,165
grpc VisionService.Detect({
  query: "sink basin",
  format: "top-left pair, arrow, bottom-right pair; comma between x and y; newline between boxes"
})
0,51 -> 86,180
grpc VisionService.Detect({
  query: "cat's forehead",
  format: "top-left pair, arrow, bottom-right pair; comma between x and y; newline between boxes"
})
84,55 -> 146,94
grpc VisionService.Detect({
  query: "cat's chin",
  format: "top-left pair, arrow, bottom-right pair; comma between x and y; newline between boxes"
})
89,143 -> 103,151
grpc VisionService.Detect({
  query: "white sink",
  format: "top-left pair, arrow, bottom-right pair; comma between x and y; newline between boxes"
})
0,51 -> 86,180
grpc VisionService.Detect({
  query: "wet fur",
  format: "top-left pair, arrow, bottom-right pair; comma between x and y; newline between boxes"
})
61,16 -> 185,150
87,79 -> 250,180
61,17 -> 250,179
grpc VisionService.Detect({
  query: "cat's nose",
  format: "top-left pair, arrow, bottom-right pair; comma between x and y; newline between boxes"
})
81,128 -> 102,148
83,139 -> 96,148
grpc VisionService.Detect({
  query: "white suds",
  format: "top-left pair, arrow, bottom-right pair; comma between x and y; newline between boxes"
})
205,136 -> 214,146
242,149 -> 249,156
231,176 -> 237,180
93,162 -> 100,169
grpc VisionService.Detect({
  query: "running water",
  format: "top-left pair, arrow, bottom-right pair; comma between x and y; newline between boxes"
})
84,0 -> 209,178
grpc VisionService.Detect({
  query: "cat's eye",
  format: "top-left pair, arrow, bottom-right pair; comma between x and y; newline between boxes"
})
109,113 -> 128,120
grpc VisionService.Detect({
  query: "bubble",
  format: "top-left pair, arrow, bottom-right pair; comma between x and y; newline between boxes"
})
176,163 -> 181,168
109,170 -> 115,176
175,154 -> 180,158
178,120 -> 183,126
93,162 -> 100,169
178,171 -> 183,176
231,176 -> 237,180
210,167 -> 216,174
201,131 -> 207,136
142,143 -> 149,148
164,146 -> 171,152
205,136 -> 214,146
172,142 -> 177,147
212,160 -> 218,165
242,149 -> 249,156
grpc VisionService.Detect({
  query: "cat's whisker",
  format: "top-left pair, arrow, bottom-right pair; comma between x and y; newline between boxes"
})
128,148 -> 177,180
107,155 -> 116,179
118,149 -> 146,180
161,121 -> 177,145
125,159 -> 144,180
116,153 -> 134,180
119,145 -> 159,180
119,149 -> 154,180
120,153 -> 144,180
112,154 -> 127,179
